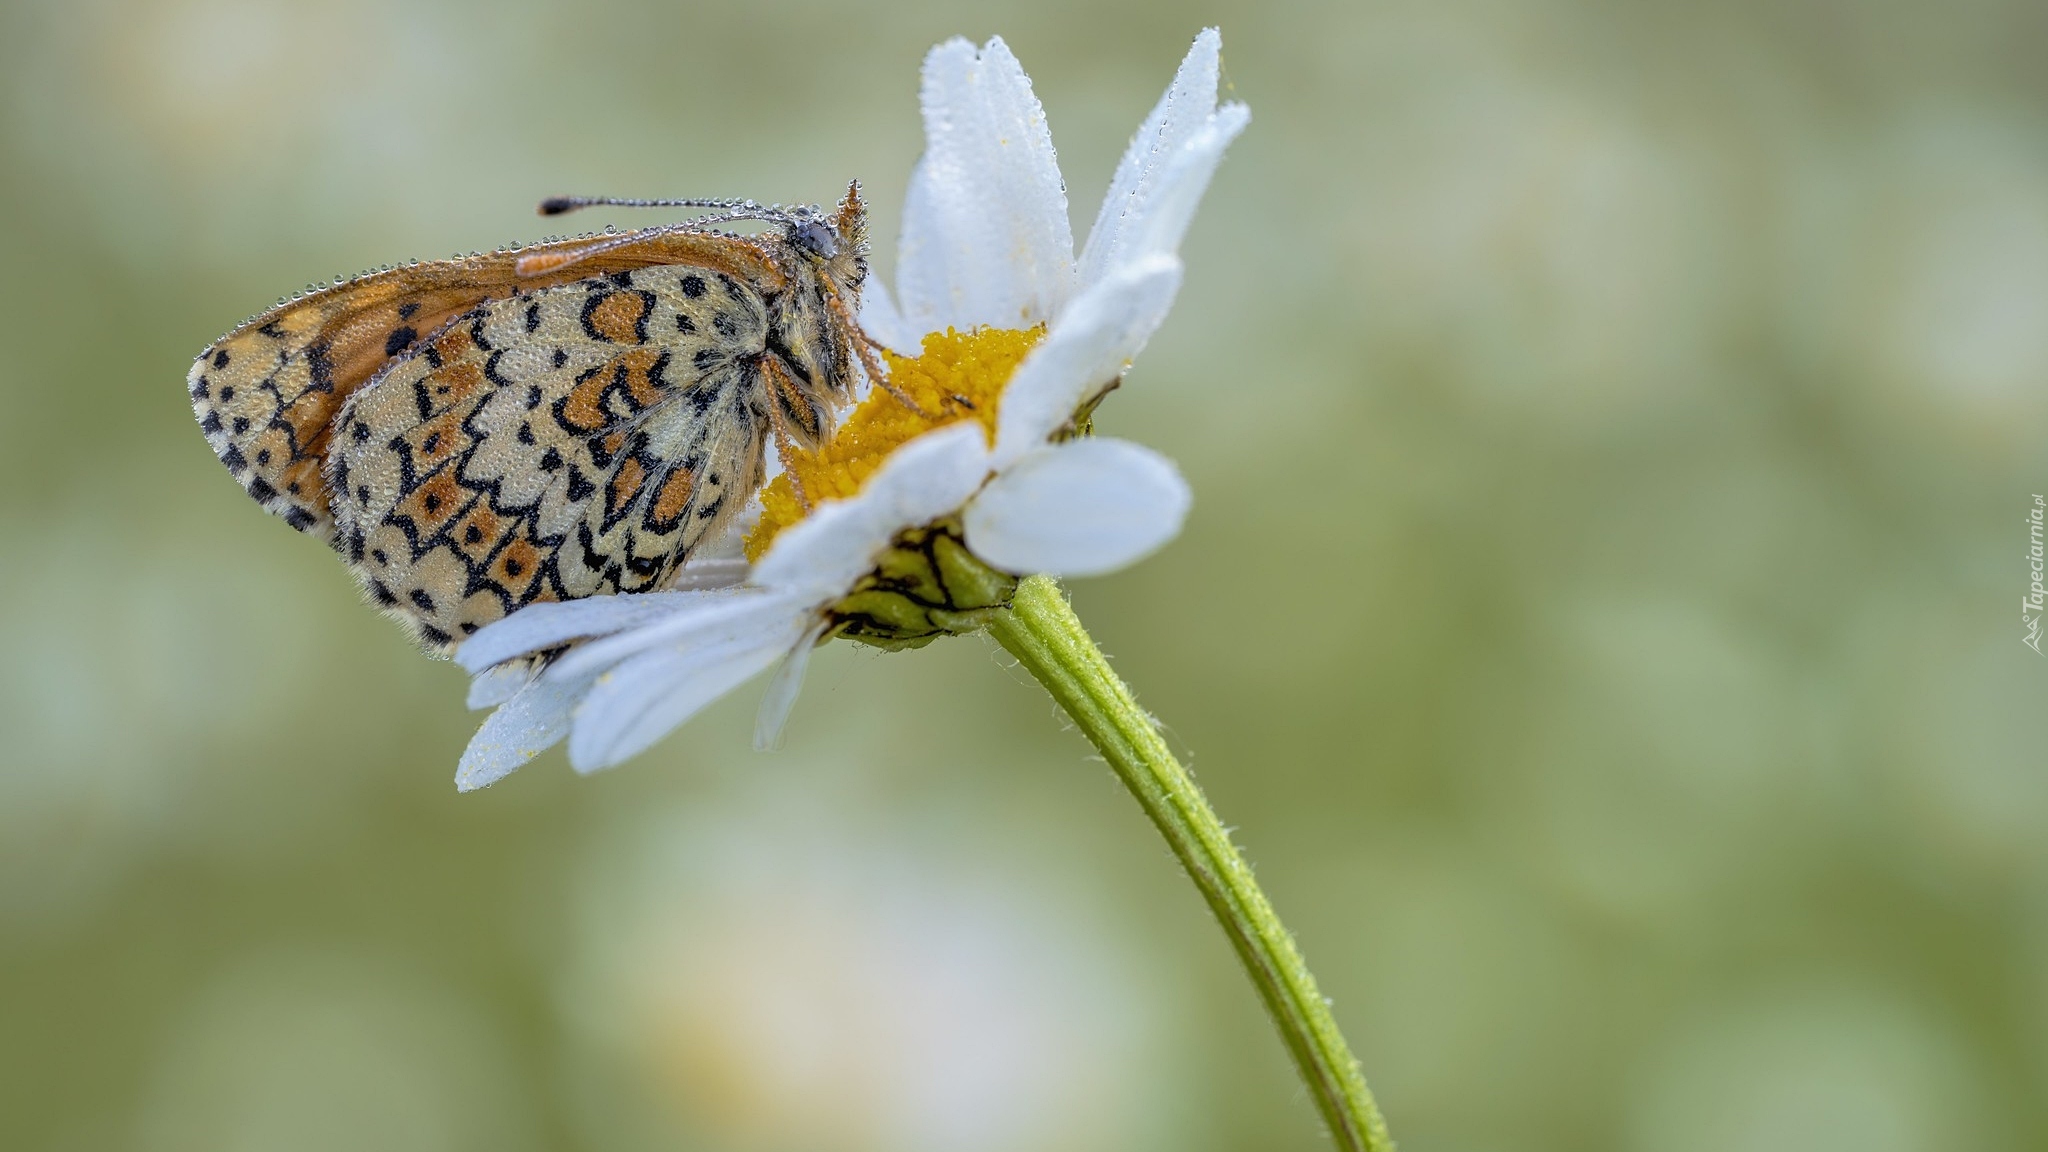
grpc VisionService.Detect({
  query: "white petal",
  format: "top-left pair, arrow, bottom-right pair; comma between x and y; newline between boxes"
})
893,155 -> 949,328
466,661 -> 531,709
456,591 -> 699,673
545,587 -> 805,684
992,256 -> 1183,469
896,36 -> 1075,332
684,514 -> 753,565
1123,102 -> 1250,265
753,422 -> 992,598
664,556 -> 750,592
1078,28 -> 1223,285
566,623 -> 802,772
857,277 -> 924,356
964,438 -> 1190,577
754,619 -> 829,751
455,668 -> 598,792
862,422 -> 996,525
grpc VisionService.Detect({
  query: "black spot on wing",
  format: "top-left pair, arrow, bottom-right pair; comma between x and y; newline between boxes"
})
306,342 -> 335,392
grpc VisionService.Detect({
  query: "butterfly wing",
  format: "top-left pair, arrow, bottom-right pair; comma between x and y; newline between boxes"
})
327,264 -> 784,651
187,228 -> 788,537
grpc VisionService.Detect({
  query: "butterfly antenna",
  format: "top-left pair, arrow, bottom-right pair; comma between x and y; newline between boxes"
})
539,195 -> 785,217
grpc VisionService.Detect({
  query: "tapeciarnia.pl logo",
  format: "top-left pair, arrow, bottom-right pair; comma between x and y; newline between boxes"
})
2026,495 -> 2045,655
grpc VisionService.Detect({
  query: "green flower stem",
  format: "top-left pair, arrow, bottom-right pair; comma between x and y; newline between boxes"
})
987,575 -> 1394,1152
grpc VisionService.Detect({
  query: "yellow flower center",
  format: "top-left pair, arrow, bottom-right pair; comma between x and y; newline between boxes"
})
745,326 -> 1043,561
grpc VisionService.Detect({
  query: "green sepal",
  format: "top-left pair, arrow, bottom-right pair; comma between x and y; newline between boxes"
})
831,518 -> 1019,649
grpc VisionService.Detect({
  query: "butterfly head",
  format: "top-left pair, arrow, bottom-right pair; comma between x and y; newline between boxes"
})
789,216 -> 840,259
782,183 -> 868,294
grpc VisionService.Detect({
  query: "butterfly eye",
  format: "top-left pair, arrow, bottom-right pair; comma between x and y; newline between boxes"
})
791,220 -> 839,259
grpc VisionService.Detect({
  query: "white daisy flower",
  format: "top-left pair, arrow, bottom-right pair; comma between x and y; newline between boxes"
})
452,29 -> 1247,790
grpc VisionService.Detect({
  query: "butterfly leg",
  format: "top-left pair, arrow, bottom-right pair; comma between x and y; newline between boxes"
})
759,356 -> 818,513
823,279 -> 950,420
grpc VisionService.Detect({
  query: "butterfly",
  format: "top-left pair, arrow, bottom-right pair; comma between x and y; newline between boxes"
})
189,184 -> 880,652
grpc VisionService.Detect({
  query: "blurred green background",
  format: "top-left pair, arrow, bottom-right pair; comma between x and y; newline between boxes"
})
3,0 -> 2044,1149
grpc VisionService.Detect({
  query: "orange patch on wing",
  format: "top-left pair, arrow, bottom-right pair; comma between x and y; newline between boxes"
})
492,534 -> 543,598
558,370 -> 608,434
616,348 -> 668,408
426,360 -> 485,407
648,467 -> 695,530
403,406 -> 469,473
450,503 -> 508,564
398,468 -> 466,538
586,290 -> 649,344
281,455 -> 324,501
432,325 -> 475,360
608,455 -> 647,518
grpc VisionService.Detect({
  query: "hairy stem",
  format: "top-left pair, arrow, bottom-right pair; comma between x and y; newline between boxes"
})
987,575 -> 1394,1152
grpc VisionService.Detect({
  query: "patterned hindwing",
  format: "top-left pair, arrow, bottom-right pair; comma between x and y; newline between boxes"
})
327,266 -> 775,651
